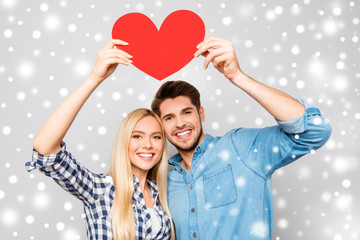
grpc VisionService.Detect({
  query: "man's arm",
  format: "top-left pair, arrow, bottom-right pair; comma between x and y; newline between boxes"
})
194,36 -> 305,122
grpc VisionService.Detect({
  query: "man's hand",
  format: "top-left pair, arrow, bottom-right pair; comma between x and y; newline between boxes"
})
194,36 -> 242,82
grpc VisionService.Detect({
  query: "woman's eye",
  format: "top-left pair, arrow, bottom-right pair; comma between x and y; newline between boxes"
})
153,135 -> 162,140
132,135 -> 142,139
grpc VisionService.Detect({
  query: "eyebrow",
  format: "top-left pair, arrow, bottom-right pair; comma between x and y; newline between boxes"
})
162,107 -> 194,120
132,130 -> 162,135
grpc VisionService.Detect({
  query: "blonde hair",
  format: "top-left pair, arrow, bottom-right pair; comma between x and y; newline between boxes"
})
108,108 -> 175,240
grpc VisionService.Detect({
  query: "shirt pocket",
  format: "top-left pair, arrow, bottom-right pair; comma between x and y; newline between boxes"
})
203,164 -> 237,209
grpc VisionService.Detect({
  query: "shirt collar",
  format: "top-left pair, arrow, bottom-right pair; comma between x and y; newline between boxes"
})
132,175 -> 159,206
169,134 -> 214,169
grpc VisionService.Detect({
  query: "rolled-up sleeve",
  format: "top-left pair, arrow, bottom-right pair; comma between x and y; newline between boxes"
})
232,99 -> 332,178
25,142 -> 110,205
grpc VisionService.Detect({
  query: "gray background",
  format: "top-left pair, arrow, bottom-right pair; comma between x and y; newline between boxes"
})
1,0 -> 359,239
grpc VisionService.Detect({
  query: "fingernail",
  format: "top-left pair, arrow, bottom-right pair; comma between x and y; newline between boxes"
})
196,44 -> 200,48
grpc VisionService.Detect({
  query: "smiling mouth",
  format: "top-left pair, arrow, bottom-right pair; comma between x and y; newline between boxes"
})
175,130 -> 192,139
137,153 -> 154,160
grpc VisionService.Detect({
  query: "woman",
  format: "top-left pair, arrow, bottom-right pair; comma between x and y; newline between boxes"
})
25,40 -> 175,239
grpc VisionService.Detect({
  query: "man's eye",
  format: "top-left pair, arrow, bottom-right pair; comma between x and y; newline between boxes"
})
165,116 -> 173,121
185,111 -> 191,114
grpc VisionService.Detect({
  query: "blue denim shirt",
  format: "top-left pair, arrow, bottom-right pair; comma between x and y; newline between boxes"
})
168,100 -> 331,240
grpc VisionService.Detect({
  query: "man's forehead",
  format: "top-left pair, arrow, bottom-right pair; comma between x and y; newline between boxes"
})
159,96 -> 194,115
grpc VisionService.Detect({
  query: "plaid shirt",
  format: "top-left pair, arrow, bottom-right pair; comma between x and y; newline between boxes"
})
25,142 -> 171,240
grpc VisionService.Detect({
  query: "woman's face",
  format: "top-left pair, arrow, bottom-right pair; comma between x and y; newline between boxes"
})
128,116 -> 164,178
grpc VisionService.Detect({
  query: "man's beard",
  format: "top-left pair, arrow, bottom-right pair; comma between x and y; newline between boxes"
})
169,125 -> 204,152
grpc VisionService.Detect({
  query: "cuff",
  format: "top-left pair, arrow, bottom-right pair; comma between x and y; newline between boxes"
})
275,98 -> 321,134
25,142 -> 67,172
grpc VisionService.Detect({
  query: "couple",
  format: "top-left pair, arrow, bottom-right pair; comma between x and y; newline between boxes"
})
26,37 -> 331,240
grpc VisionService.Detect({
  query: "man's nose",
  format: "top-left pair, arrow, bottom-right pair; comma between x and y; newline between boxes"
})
175,116 -> 186,128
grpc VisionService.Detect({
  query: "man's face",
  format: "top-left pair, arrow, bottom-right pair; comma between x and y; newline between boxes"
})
159,96 -> 205,153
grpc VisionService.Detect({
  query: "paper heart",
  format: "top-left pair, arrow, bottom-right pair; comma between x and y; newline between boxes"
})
112,10 -> 205,80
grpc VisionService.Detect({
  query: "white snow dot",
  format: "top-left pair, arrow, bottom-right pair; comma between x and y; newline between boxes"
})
279,77 -> 288,86
274,6 -> 283,15
245,40 -> 253,48
44,14 -> 61,31
59,88 -> 68,97
229,208 -> 239,216
18,62 -> 35,78
273,146 -> 279,153
291,45 -> 300,55
296,25 -> 305,34
336,61 -> 345,70
2,126 -> 11,135
251,59 -> 260,68
138,93 -> 146,102
98,126 -> 107,135
17,92 -> 26,101
4,29 -> 13,38
255,118 -> 263,126
222,16 -> 232,26
333,7 -> 342,16
296,80 -> 305,89
215,89 -> 222,95
43,100 -> 51,108
68,24 -> 77,33
266,10 -> 277,21
91,153 -> 100,161
251,221 -> 267,238
236,177 -> 245,187
112,92 -> 121,101
334,234 -> 343,240
74,61 -> 90,77
40,3 -> 49,12
352,36 -> 359,43
1,209 -> 18,226
64,202 -> 73,211
323,20 -> 338,35
353,18 -> 359,25
278,218 -> 288,229
9,175 -> 18,184
0,190 -> 5,199
342,179 -> 351,188
33,192 -> 50,209
94,33 -> 103,42
25,215 -> 35,224
211,122 -> 219,130
2,0 -> 18,8
56,222 -> 65,231
135,3 -> 144,11
32,30 -> 42,39
37,182 -> 46,191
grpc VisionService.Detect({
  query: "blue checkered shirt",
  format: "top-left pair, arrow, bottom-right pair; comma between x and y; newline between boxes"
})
25,142 -> 171,240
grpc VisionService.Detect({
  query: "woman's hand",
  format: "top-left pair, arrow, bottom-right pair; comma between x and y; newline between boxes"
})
89,39 -> 133,84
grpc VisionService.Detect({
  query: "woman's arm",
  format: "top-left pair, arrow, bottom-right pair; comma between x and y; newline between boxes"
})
33,39 -> 132,155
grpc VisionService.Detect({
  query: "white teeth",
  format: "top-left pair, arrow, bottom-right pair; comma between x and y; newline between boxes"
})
177,130 -> 191,137
138,153 -> 153,158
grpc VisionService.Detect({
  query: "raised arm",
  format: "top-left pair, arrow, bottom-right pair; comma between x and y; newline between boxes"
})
194,36 -> 305,122
33,39 -> 133,155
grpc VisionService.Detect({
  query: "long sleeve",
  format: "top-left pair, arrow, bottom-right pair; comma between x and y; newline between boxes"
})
231,99 -> 332,179
26,142 -> 112,205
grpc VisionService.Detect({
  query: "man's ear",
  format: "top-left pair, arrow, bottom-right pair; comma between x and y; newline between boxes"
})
199,106 -> 205,122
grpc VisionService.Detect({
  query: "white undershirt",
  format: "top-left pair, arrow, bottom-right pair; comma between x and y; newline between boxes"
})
148,208 -> 161,237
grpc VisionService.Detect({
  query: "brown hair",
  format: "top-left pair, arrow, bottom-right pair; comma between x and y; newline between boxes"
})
151,80 -> 201,116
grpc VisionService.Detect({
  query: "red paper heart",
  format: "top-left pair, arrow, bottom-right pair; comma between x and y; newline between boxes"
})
112,10 -> 205,80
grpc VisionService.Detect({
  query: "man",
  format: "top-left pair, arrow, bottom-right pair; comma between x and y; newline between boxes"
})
151,36 -> 331,239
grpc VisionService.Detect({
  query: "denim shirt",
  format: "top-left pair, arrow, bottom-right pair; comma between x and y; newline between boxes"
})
167,100 -> 331,240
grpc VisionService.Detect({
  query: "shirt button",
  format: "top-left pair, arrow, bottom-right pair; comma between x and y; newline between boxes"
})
189,185 -> 193,189
193,233 -> 197,238
191,208 -> 195,212
179,169 -> 183,173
